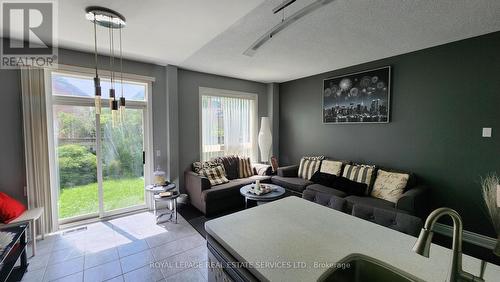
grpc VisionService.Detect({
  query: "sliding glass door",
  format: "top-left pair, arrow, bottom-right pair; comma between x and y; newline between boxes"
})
101,108 -> 145,213
48,69 -> 152,223
53,105 -> 99,219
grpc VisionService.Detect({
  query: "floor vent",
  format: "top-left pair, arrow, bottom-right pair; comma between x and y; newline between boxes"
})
62,226 -> 87,235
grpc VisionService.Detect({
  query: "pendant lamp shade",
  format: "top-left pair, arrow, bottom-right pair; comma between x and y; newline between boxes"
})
258,117 -> 272,162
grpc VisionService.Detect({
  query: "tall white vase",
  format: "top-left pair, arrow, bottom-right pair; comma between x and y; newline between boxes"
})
258,117 -> 272,163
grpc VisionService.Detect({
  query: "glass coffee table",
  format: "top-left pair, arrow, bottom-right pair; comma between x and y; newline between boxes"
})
240,183 -> 286,208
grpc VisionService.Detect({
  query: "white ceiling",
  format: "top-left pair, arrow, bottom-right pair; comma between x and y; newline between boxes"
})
35,0 -> 500,82
55,0 -> 267,65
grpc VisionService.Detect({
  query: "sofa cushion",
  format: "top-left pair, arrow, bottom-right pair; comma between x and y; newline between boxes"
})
310,171 -> 337,188
303,191 -> 346,212
202,175 -> 272,202
238,157 -> 253,178
352,204 -> 422,236
271,176 -> 312,193
214,155 -> 239,180
202,181 -> 241,202
320,160 -> 343,176
200,166 -> 229,186
371,169 -> 410,203
333,177 -> 368,196
306,184 -> 347,198
298,156 -> 324,180
342,164 -> 376,192
344,195 -> 395,212
234,175 -> 272,186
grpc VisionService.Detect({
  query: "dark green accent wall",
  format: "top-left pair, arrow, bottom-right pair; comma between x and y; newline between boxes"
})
279,31 -> 500,236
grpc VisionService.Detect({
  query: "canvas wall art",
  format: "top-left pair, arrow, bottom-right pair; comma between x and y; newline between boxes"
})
323,66 -> 391,123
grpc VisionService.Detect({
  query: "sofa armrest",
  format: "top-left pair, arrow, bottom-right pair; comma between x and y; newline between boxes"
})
277,165 -> 299,177
396,185 -> 429,217
185,171 -> 211,192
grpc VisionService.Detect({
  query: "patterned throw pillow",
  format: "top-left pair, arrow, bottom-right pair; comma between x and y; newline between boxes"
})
371,169 -> 409,203
320,160 -> 343,176
238,157 -> 254,178
298,156 -> 325,180
192,160 -> 224,175
342,164 -> 375,189
200,166 -> 229,186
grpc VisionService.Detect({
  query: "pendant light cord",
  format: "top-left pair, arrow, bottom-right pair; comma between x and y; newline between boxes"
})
93,13 -> 98,78
119,23 -> 124,98
108,23 -> 114,93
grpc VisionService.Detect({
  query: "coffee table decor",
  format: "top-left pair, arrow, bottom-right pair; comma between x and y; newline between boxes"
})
240,183 -> 286,208
247,184 -> 274,196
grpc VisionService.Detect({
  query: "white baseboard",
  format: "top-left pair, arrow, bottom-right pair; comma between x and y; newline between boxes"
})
434,223 -> 497,250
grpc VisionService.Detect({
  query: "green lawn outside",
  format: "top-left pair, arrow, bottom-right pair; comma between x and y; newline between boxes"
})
58,177 -> 145,219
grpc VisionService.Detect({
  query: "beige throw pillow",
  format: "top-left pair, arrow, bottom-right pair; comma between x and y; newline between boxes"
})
371,170 -> 409,203
320,160 -> 343,176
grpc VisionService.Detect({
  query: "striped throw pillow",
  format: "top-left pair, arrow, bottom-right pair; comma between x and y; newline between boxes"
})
342,164 -> 375,188
238,157 -> 254,178
200,166 -> 229,186
298,156 -> 324,180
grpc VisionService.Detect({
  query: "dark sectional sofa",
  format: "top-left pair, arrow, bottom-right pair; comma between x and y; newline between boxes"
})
185,156 -> 429,221
271,164 -> 429,217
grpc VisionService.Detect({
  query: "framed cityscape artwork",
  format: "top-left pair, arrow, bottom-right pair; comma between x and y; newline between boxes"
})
323,66 -> 391,124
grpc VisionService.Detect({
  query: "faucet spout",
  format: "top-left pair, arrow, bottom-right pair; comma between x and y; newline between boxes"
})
412,208 -> 483,282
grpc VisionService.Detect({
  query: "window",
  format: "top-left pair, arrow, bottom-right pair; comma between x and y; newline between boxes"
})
200,87 -> 257,161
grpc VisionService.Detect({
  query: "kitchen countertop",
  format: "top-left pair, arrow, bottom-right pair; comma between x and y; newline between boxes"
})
205,196 -> 500,282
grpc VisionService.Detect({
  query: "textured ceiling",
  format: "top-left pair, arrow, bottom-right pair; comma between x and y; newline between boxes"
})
16,0 -> 500,83
181,0 -> 500,82
53,0 -> 266,65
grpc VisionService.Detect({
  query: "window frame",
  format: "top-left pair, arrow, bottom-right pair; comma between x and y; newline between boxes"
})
198,87 -> 259,162
45,64 -> 155,225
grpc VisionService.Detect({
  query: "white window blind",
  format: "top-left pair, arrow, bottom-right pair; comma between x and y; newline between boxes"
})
200,89 -> 257,161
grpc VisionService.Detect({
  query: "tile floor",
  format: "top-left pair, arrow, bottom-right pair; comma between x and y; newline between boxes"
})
21,212 -> 208,282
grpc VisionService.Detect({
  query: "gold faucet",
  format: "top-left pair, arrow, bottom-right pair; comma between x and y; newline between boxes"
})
412,207 -> 484,282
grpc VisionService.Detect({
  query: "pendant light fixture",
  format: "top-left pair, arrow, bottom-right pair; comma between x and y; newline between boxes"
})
118,23 -> 126,122
85,6 -> 126,126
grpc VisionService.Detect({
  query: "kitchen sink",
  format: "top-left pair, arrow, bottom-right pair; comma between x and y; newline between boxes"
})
318,254 -> 424,282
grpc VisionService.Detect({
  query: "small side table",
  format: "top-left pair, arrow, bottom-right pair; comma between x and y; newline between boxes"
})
145,183 -> 178,224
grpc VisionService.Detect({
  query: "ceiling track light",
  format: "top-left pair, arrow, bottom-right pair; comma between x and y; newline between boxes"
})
244,0 -> 335,56
272,0 -> 296,14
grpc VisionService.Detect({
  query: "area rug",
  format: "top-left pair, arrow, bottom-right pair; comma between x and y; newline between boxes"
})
178,203 -> 243,237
